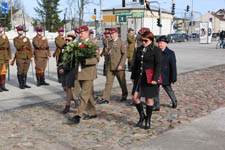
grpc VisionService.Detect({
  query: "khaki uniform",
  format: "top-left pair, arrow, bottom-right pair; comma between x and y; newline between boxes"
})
127,33 -> 136,63
13,36 -> 32,75
0,34 -> 11,90
54,35 -> 66,64
76,39 -> 99,117
102,38 -> 128,101
33,35 -> 51,84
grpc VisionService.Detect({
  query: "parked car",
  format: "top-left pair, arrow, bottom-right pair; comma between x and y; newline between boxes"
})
182,33 -> 189,41
212,33 -> 219,38
190,33 -> 199,38
167,34 -> 186,43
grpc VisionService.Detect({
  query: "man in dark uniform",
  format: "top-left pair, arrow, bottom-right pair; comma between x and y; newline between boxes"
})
33,26 -> 51,86
0,24 -> 11,92
97,28 -> 128,104
13,26 -> 32,89
100,31 -> 111,76
53,28 -> 66,82
68,26 -> 99,124
153,36 -> 177,111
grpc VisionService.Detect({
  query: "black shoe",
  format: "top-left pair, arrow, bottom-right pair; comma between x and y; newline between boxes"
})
0,87 -> 2,92
62,105 -> 70,114
97,98 -> 109,104
83,115 -> 97,120
24,84 -> 31,88
41,81 -> 50,86
120,97 -> 127,102
1,85 -> 9,91
172,101 -> 177,109
69,115 -> 80,124
37,81 -> 41,87
23,74 -> 31,88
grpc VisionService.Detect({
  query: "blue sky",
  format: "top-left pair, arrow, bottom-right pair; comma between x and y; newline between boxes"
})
22,0 -> 225,20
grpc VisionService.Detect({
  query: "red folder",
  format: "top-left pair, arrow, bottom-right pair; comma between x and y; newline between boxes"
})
145,69 -> 162,84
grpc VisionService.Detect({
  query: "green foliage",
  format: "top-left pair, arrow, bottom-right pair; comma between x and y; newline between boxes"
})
60,41 -> 97,70
0,14 -> 12,31
34,0 -> 63,32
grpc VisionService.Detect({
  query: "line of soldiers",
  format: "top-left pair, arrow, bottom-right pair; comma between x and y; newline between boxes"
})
0,24 -> 50,91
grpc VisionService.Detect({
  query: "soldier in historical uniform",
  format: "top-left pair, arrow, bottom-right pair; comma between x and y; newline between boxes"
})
0,24 -> 11,92
100,31 -> 111,76
97,28 -> 128,104
127,28 -> 136,72
68,26 -> 99,124
13,26 -> 32,89
53,28 -> 66,82
32,27 -> 51,86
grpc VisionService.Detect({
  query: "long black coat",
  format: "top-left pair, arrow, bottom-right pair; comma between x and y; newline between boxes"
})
161,47 -> 177,85
131,44 -> 161,98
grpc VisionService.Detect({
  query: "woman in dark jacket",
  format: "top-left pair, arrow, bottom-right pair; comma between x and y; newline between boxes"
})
58,34 -> 78,114
131,31 -> 161,129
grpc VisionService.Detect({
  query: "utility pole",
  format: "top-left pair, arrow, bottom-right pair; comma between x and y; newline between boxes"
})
99,0 -> 102,34
191,0 -> 193,41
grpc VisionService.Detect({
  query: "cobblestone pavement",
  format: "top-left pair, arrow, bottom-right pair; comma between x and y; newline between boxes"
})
0,65 -> 225,150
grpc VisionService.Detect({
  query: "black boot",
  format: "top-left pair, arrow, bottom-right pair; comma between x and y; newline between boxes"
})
62,105 -> 70,114
17,74 -> 25,89
23,74 -> 31,88
128,62 -> 132,72
41,73 -> 49,85
36,73 -> 41,87
145,105 -> 153,130
0,86 -> 2,92
0,75 -> 8,91
135,102 -> 146,128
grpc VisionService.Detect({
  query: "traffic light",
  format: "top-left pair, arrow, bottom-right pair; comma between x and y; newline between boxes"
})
122,0 -> 125,7
139,0 -> 144,5
172,3 -> 175,15
186,5 -> 190,12
94,8 -> 96,15
112,8 -> 115,14
157,18 -> 162,27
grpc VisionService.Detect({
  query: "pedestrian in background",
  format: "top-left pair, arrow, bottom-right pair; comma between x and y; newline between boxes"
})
58,34 -> 78,114
101,31 -> 111,76
0,24 -> 11,92
97,28 -> 128,104
127,28 -> 136,72
153,36 -> 177,111
131,31 -> 161,130
32,26 -> 51,86
13,26 -> 32,89
53,28 -> 66,82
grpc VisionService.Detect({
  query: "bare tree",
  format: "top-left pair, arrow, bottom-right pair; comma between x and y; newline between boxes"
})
66,0 -> 97,27
8,0 -> 24,10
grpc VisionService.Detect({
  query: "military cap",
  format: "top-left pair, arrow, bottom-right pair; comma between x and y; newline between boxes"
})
104,31 -> 110,35
58,28 -> 64,32
89,30 -> 94,34
80,26 -> 89,32
158,35 -> 169,43
138,27 -> 150,35
35,27 -> 43,32
74,28 -> 80,33
110,28 -> 118,33
16,26 -> 24,31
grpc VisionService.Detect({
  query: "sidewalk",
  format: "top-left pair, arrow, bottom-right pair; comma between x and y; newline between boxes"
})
0,64 -> 225,150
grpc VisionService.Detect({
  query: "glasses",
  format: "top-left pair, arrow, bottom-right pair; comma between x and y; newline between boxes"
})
141,39 -> 149,43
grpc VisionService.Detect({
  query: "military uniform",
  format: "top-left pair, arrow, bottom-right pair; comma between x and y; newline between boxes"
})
102,36 -> 110,75
98,30 -> 128,103
54,33 -> 66,82
127,32 -> 136,71
13,34 -> 33,89
0,34 -> 11,92
33,33 -> 51,86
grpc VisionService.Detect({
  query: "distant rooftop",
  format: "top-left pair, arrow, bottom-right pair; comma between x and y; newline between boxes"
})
103,2 -> 170,14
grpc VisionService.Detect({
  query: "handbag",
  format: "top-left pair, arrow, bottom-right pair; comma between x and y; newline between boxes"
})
145,69 -> 162,84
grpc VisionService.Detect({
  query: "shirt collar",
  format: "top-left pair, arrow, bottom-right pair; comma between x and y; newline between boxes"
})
114,38 -> 118,42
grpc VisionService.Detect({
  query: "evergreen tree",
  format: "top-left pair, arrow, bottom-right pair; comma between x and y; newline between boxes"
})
0,14 -> 11,31
34,0 -> 63,32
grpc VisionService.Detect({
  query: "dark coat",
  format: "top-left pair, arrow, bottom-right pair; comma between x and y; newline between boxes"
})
161,47 -> 177,85
131,44 -> 161,98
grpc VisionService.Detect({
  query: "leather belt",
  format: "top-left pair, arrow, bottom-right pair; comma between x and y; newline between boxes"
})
35,47 -> 49,50
18,47 -> 31,51
0,47 -> 9,50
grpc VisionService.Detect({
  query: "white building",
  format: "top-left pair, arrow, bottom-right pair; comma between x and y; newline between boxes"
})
102,2 -> 173,40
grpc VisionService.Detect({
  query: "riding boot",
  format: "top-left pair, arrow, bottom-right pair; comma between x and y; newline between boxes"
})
0,75 -> 9,91
135,102 -> 146,128
36,73 -> 41,87
41,72 -> 49,85
23,74 -> 31,88
0,75 -> 3,92
128,62 -> 132,72
145,105 -> 153,130
17,74 -> 25,89
62,105 -> 70,114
